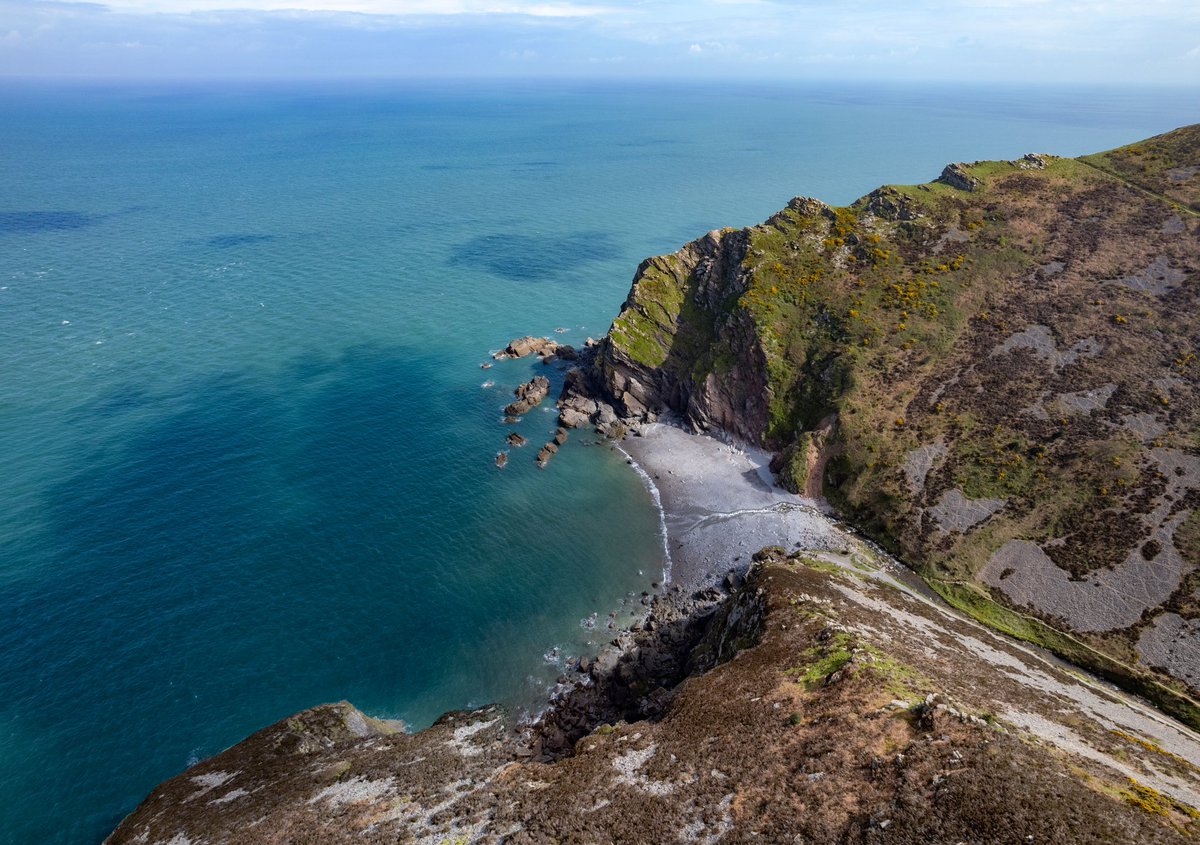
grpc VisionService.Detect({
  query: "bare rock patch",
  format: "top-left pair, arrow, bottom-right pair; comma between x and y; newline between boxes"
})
1056,383 -> 1116,415
1104,256 -> 1188,296
903,442 -> 947,494
1137,613 -> 1200,693
929,489 -> 1004,534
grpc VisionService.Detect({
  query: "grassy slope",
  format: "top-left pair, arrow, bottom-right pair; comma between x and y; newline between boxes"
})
608,126 -> 1200,727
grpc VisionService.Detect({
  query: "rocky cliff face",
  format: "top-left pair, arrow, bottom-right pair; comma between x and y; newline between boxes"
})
108,127 -> 1200,844
576,125 -> 1200,728
108,553 -> 1200,844
596,225 -> 768,443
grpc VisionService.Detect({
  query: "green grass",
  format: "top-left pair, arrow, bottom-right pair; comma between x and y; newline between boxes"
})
930,579 -> 1200,732
786,630 -> 925,698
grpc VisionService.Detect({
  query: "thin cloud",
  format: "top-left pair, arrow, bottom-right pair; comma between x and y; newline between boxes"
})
97,0 -> 616,15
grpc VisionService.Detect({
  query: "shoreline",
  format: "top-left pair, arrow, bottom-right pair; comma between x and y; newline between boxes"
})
613,419 -> 849,593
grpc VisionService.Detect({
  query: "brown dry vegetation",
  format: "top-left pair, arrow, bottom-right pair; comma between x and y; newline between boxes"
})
109,559 -> 1200,845
600,126 -> 1200,724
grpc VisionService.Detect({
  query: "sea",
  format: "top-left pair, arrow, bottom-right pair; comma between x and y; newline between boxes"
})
0,79 -> 1195,844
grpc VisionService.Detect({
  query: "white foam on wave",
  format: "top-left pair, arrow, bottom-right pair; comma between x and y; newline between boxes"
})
613,441 -> 673,585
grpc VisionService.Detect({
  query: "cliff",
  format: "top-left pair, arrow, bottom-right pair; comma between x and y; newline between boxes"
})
572,125 -> 1200,728
109,128 -> 1200,843
109,552 -> 1200,843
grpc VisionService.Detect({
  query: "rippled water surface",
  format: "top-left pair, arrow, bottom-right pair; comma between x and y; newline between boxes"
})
0,80 -> 1195,843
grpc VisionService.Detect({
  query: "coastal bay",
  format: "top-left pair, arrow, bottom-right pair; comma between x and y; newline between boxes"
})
4,82 -> 1199,843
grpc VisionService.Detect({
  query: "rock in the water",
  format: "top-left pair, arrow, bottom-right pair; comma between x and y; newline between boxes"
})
506,432 -> 528,447
497,336 -> 559,360
535,441 -> 560,466
505,376 -> 551,416
556,344 -> 579,361
495,451 -> 509,469
553,427 -> 568,446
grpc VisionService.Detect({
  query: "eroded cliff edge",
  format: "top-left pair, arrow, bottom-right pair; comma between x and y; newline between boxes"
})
561,125 -> 1200,728
109,553 -> 1200,844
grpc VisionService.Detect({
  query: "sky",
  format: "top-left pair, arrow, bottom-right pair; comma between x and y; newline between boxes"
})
1,0 -> 1198,82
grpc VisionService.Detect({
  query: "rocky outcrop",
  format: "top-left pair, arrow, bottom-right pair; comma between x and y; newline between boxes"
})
864,185 -> 924,220
504,376 -> 550,416
494,336 -> 559,360
506,432 -> 527,447
574,222 -> 774,444
938,162 -> 981,191
535,441 -> 558,467
558,125 -> 1200,723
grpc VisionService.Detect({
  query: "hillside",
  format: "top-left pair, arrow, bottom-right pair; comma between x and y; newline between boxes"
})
109,550 -> 1200,844
109,128 -> 1200,844
574,125 -> 1200,727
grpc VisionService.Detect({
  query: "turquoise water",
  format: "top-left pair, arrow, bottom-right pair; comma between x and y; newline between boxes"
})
0,80 -> 1195,844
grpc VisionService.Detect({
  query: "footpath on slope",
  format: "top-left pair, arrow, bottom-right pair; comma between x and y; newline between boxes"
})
614,419 -> 1200,807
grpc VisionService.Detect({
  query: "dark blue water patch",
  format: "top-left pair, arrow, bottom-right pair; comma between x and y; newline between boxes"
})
82,383 -> 157,420
0,342 -> 466,843
616,138 -> 684,148
0,211 -> 98,233
204,233 -> 275,248
450,231 -> 620,283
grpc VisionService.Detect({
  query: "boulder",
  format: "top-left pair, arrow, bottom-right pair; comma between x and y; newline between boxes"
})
595,403 -> 618,427
505,376 -> 551,416
535,442 -> 558,466
497,336 -> 559,360
553,428 -> 568,446
938,162 -> 981,192
558,407 -> 590,429
495,452 -> 508,469
506,433 -> 528,447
